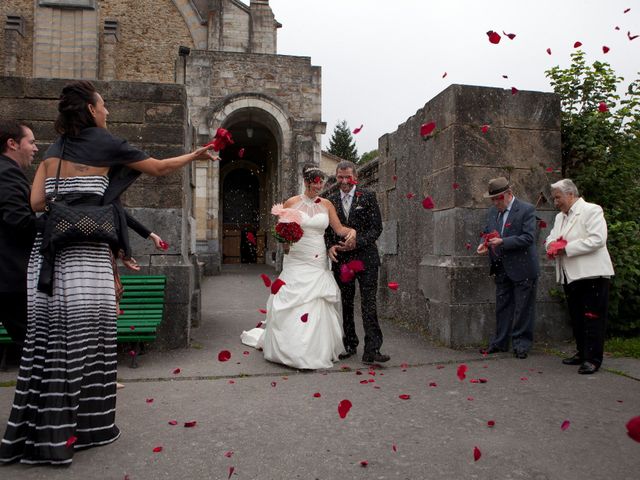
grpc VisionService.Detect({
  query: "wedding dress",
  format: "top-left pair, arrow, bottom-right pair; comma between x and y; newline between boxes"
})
241,196 -> 344,369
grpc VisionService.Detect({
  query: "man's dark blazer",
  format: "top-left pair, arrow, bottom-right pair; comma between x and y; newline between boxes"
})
0,154 -> 36,293
484,197 -> 539,282
324,187 -> 382,268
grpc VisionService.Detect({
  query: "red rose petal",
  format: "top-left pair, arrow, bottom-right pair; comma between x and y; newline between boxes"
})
503,31 -> 516,40
479,378 -> 488,383
228,380 -> 235,384
615,26 -> 620,31
353,124 -> 363,135
228,466 -> 235,479
218,350 -> 232,362
602,46 -> 610,54
173,368 -> 181,374
626,416 -> 640,442
355,191 -> 363,197
467,396 -> 474,401
159,240 -> 169,251
168,420 -> 178,425
129,350 -> 136,357
347,178 -> 358,185
452,182 -> 460,190
481,124 -> 489,134
65,436 -> 77,448
246,232 -> 256,245
400,362 -> 409,370
314,197 -> 321,203
442,72 -> 448,78
457,364 -> 468,381
598,102 -> 608,113
624,8 -> 631,13
470,379 -> 480,384
502,74 -> 509,79
473,446 -> 482,461
429,382 -> 437,387
301,313 -> 309,323
184,421 -> 197,428
573,41 -> 582,48
129,325 -> 135,330
243,351 -> 250,356
628,31 -> 639,41
271,381 -> 277,387
224,450 -> 234,458
153,446 -> 163,453
420,121 -> 436,136
359,380 -> 368,385
271,278 -> 286,295
258,308 -> 267,314
585,311 -> 600,319
399,394 -> 411,400
406,192 -> 415,199
545,166 -> 554,173
238,148 -> 245,158
360,460 -> 368,467
486,30 -> 501,44
340,264 -> 356,283
465,242 -> 472,250
388,282 -> 399,291
487,420 -> 496,427
338,399 -> 352,419
436,365 -> 445,369
355,370 -> 363,375
561,420 -> 571,431
313,392 -> 321,398
119,309 -> 125,315
521,377 -> 528,381
422,196 -> 435,209
392,444 -> 397,452
392,175 -> 398,182
255,320 -> 263,327
538,220 -> 547,228
511,87 -> 519,95
146,398 -> 154,404
546,47 -> 552,55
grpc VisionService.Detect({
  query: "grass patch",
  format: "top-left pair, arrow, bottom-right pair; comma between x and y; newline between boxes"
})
0,380 -> 17,388
604,337 -> 640,359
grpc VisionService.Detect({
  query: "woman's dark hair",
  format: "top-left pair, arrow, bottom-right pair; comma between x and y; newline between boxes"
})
0,120 -> 30,154
54,80 -> 99,136
301,163 -> 326,183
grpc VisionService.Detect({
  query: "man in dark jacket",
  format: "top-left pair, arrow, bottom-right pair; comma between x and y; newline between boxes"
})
325,161 -> 389,364
477,177 -> 539,359
0,121 -> 38,346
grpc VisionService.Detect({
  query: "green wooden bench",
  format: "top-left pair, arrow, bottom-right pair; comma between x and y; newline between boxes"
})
117,275 -> 166,368
0,325 -> 12,371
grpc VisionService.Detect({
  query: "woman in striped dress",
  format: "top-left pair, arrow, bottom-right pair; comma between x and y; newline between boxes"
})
0,81 -> 216,465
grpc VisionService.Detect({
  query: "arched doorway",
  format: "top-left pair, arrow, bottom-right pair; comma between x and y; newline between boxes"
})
221,168 -> 259,263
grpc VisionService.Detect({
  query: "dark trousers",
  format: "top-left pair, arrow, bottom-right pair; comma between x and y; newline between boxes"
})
333,262 -> 383,354
0,291 -> 28,347
491,268 -> 537,353
563,277 -> 609,367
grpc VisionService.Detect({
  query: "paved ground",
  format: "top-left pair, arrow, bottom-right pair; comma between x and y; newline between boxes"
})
1,264 -> 639,480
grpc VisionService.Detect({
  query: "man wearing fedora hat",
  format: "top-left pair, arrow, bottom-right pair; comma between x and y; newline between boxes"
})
477,177 -> 539,359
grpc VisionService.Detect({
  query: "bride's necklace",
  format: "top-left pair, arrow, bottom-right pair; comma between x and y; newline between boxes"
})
302,193 -> 318,204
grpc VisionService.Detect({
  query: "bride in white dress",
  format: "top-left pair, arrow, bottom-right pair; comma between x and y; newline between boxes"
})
242,165 -> 356,369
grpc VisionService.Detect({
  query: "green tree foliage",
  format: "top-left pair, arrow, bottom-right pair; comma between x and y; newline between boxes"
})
546,51 -> 640,335
328,120 -> 358,162
359,149 -> 379,165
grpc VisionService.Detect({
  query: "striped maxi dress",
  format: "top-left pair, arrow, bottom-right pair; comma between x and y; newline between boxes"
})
0,176 -> 120,465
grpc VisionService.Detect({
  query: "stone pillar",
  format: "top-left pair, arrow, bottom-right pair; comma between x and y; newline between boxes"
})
99,20 -> 119,81
376,84 -> 570,347
4,15 -> 25,76
249,0 -> 278,54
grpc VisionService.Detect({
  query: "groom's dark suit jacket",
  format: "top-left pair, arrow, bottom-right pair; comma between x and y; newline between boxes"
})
324,187 -> 382,269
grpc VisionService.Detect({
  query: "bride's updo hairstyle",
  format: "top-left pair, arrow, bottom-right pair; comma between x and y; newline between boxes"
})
54,80 -> 99,136
302,163 -> 326,183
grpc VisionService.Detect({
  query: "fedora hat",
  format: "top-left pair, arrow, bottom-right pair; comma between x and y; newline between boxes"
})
483,177 -> 511,198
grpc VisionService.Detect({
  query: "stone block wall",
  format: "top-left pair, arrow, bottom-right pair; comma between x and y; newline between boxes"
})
0,76 -> 197,349
373,84 -> 570,347
0,0 -> 34,78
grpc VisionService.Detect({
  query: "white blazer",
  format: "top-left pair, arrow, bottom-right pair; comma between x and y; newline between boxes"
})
545,197 -> 614,284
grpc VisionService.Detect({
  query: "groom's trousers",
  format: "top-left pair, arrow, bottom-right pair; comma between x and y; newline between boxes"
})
334,262 -> 383,354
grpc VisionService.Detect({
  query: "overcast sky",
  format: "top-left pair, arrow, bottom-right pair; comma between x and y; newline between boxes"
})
268,0 -> 639,154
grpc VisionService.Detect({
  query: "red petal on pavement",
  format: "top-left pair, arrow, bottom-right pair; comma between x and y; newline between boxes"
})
400,362 -> 409,370
260,273 -> 272,287
360,380 -> 368,384
392,444 -> 397,452
224,450 -> 234,458
399,394 -> 411,400
629,31 -> 639,41
355,370 -> 363,375
153,446 -> 163,453
338,399 -> 353,419
429,382 -> 437,387
301,313 -> 309,323
271,381 -> 277,387
573,41 -> 582,48
598,102 -> 608,113
313,392 -> 321,398
470,379 -> 480,383
271,278 -> 286,295
422,196 -> 435,209
452,182 -> 460,189
218,350 -> 232,362
255,321 -> 263,328
184,421 -> 197,428
481,124 -> 489,134
546,47 -> 552,55
561,420 -> 571,431
486,30 -> 501,44
473,446 -> 482,461
146,398 -> 154,403
521,377 -> 528,381
420,121 -> 436,136
626,416 -> 640,442
442,72 -> 448,78
360,460 -> 368,467
353,124 -> 363,135
406,192 -> 415,199
503,31 -> 516,40
457,364 -> 468,381
388,282 -> 399,291
173,368 -> 181,374
65,436 -> 77,448
468,396 -> 474,401
585,311 -> 600,319
538,220 -> 547,228
511,87 -> 519,95
159,240 -> 169,251
624,8 -> 631,13
488,420 -> 496,427
228,380 -> 235,384
168,420 -> 178,425
314,197 -> 321,203
436,365 -> 445,369
243,351 -> 250,356
259,308 -> 267,314
479,378 -> 488,383
228,466 -> 235,479
602,46 -> 610,54
238,148 -> 245,158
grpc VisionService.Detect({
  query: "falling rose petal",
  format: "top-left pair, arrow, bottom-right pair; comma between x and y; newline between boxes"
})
173,368 -> 181,374
360,460 -> 368,467
228,466 -> 235,479
505,223 -> 511,228
347,178 -> 358,185
301,313 -> 309,323
388,282 -> 399,291
347,260 -> 365,272
615,26 -> 620,31
521,377 -> 528,381
406,192 -> 415,199
246,232 -> 256,245
502,75 -> 508,79
313,392 -> 321,398
481,124 -> 490,134
340,264 -> 356,283
546,47 -> 552,55
146,398 -> 154,404
511,87 -> 519,95
224,450 -> 234,458
467,397 -> 474,401
602,46 -> 610,54
429,382 -> 437,387
338,399 -> 353,419
228,380 -> 235,384
392,444 -> 397,452
392,175 -> 398,182
129,325 -> 135,331
352,124 -> 363,135
626,416 -> 640,442
585,311 -> 600,319
159,240 -> 169,251
465,242 -> 472,250
598,102 -> 608,113
238,148 -> 245,158
487,420 -> 496,428
545,166 -> 554,173
420,121 -> 436,136
486,30 -> 501,44
65,436 -> 77,448
168,420 -> 178,425
259,273 -> 272,288
442,72 -> 448,78
628,31 -> 639,41
502,31 -> 516,40
271,278 -> 286,295
129,350 -> 136,357
457,364 -> 468,381
473,446 -> 482,461
271,381 -> 277,387
538,220 -> 547,229
399,394 -> 411,400
184,421 -> 197,428
259,308 -> 267,314
573,41 -> 582,48
218,350 -> 232,362
422,196 -> 435,209
452,182 -> 460,190
624,8 -> 631,13
314,197 -> 321,203
153,446 -> 163,453
561,420 -> 571,431
119,309 -> 125,315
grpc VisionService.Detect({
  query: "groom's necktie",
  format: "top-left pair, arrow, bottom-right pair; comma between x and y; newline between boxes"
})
342,194 -> 352,217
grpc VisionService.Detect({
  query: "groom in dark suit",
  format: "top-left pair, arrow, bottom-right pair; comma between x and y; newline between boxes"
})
477,177 -> 539,359
325,161 -> 389,364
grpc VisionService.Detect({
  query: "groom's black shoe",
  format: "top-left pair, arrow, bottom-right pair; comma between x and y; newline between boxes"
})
562,354 -> 583,365
338,348 -> 357,360
362,351 -> 390,364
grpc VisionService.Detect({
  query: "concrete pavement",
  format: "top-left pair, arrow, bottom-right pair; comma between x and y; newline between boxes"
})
1,264 -> 639,479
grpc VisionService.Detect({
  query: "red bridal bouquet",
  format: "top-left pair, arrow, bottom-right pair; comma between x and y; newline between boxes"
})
271,204 -> 304,244
546,237 -> 568,259
204,128 -> 234,152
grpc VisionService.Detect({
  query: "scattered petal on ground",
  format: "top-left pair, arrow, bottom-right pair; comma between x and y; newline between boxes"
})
399,394 -> 411,400
338,399 -> 353,419
626,417 -> 640,442
392,444 -> 397,452
313,392 -> 321,398
511,87 -> 519,95
602,45 -> 610,54
224,450 -> 234,458
547,47 -> 552,55
360,460 -> 368,467
168,420 -> 178,425
184,421 -> 197,428
474,446 -> 482,461
481,124 -> 489,133
561,420 -> 571,431
153,446 -> 163,453
228,466 -> 235,479
218,350 -> 232,362
503,31 -> 516,40
457,364 -> 468,381
628,31 -> 639,41
146,398 -> 154,404
429,382 -> 437,387
406,192 -> 415,199
259,309 -> 267,314
488,420 -> 496,427
271,382 -> 277,388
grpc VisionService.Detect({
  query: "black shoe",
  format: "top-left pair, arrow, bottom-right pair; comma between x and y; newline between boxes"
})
578,361 -> 599,375
562,354 -> 583,366
480,346 -> 504,355
338,348 -> 356,360
362,351 -> 390,364
514,351 -> 528,359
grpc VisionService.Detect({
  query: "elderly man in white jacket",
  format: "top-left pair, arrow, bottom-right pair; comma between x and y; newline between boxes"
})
545,179 -> 614,374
